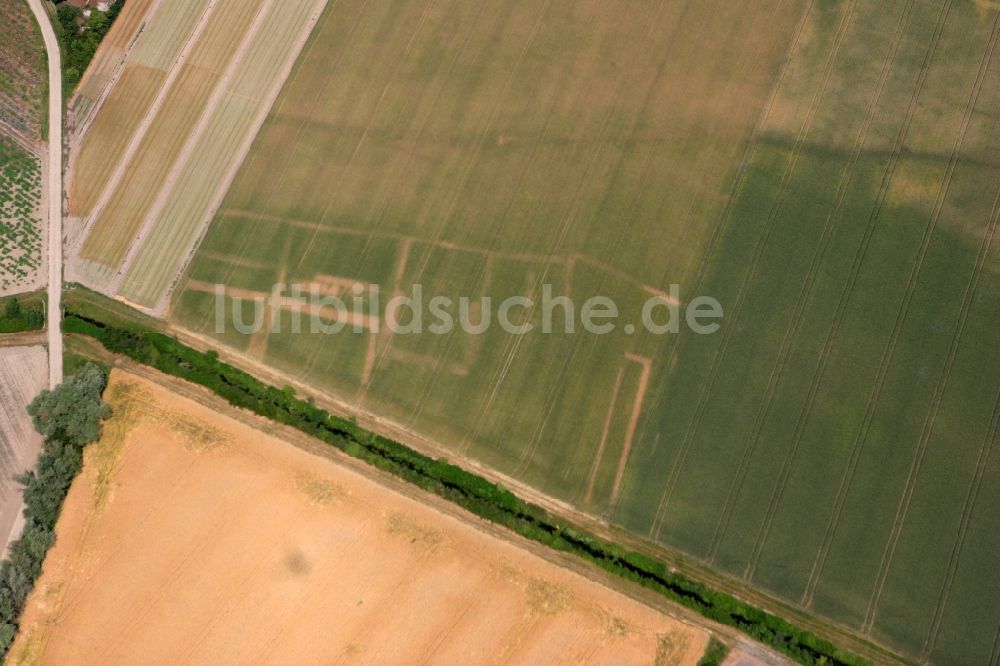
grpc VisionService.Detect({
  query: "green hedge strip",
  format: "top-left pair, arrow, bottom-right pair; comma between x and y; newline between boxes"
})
64,310 -> 870,666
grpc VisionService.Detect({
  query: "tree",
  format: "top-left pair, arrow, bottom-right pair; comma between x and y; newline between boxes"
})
56,5 -> 79,36
22,309 -> 44,328
86,10 -> 110,35
28,364 -> 110,447
0,364 -> 111,657
3,297 -> 19,319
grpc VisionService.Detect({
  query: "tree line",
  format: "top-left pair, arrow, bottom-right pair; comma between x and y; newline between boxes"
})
0,364 -> 109,654
54,0 -> 124,93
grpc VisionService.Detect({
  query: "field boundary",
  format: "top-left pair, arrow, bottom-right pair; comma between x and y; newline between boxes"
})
59,288 -> 915,666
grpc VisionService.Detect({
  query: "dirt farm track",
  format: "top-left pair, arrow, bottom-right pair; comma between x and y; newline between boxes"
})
7,370 -> 750,665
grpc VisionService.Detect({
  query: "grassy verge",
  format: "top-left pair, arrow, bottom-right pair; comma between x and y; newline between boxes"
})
61,301 -> 873,666
63,350 -> 107,378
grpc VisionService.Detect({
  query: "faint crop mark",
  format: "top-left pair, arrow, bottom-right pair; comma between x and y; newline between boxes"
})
294,472 -> 343,505
525,578 -> 573,617
654,631 -> 691,666
386,512 -> 442,549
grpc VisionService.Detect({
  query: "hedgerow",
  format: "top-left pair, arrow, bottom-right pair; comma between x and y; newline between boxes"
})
0,364 -> 109,656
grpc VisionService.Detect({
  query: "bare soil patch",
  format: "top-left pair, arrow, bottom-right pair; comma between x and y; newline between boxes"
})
0,346 -> 47,553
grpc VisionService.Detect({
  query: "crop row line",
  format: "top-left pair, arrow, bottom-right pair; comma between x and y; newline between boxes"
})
517,0 -> 699,481
920,324 -> 1000,659
645,0 -> 817,540
286,0 -> 427,379
860,9 -> 1000,634
798,0 -> 956,608
370,0 -> 554,458
615,0 -> 796,511
704,0 -> 866,564
742,0 -> 917,582
652,0 -> 857,545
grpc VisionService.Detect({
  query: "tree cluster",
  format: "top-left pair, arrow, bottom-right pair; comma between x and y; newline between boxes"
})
54,0 -> 124,93
0,297 -> 44,334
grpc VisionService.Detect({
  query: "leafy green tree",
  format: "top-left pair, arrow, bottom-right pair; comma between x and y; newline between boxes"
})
22,309 -> 44,328
55,2 -> 124,92
0,364 -> 110,657
56,5 -> 78,37
3,297 -> 20,319
86,10 -> 110,36
28,364 -> 110,447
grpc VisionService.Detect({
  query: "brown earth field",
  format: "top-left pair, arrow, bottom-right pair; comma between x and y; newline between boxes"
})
0,346 -> 47,555
8,370 -> 758,665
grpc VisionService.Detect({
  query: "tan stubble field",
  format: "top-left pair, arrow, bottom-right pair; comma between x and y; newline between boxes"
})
9,370 -> 719,664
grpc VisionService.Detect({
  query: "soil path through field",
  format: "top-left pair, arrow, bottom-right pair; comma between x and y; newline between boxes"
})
27,0 -> 63,388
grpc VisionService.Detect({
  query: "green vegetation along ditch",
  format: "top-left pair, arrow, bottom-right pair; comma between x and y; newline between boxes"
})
62,306 -> 875,666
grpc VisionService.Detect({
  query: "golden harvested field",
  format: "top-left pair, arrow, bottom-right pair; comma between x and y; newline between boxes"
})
9,370 -> 715,665
68,64 -> 165,217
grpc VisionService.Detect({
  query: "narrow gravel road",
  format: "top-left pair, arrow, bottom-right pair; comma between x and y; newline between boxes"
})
26,0 -> 63,388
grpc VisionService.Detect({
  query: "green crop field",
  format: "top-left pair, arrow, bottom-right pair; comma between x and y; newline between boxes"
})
169,0 -> 1000,661
174,0 -> 804,516
0,137 -> 42,293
